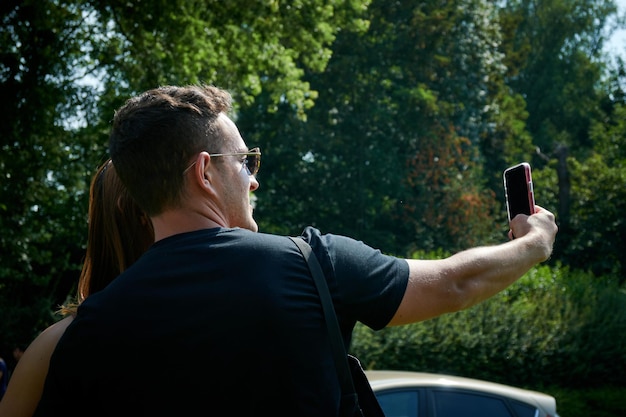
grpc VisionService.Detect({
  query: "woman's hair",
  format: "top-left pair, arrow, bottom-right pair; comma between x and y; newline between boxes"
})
61,159 -> 154,314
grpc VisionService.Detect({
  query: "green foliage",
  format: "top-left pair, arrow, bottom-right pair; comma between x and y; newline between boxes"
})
403,126 -> 502,252
500,0 -> 614,159
498,0 -> 626,278
532,142 -> 626,280
245,0 -> 510,255
1,1 -> 625,406
0,0 -> 102,352
566,154 -> 626,278
351,264 -> 626,389
89,0 -> 370,117
0,0 -> 371,354
549,385 -> 626,417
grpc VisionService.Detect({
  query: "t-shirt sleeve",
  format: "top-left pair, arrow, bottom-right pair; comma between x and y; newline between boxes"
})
301,226 -> 409,331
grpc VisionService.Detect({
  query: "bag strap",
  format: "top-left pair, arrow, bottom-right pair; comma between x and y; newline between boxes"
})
289,237 -> 357,401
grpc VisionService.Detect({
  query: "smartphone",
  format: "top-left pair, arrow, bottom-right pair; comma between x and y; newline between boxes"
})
503,162 -> 535,221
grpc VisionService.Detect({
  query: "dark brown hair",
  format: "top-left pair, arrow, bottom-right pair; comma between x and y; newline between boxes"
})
109,84 -> 232,216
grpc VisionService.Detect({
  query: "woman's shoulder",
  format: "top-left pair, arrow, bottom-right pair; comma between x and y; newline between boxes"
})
0,316 -> 74,416
15,316 -> 74,372
35,316 -> 74,345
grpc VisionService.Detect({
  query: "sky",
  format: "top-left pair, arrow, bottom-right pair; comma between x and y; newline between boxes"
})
605,0 -> 626,60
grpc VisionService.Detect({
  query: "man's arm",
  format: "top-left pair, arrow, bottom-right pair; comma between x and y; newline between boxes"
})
389,206 -> 557,326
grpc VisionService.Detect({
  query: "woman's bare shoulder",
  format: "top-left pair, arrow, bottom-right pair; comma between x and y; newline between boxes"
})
14,316 -> 73,369
0,316 -> 74,416
35,316 -> 74,344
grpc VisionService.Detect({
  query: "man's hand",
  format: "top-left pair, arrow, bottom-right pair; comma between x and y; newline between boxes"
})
508,205 -> 557,262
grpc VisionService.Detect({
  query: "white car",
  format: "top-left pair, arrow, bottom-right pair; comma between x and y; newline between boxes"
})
366,370 -> 560,417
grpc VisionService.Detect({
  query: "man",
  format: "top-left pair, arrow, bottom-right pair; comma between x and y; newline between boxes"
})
11,346 -> 24,365
35,85 -> 557,416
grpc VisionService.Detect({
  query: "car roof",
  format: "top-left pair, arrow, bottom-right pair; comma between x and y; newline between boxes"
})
365,370 -> 557,414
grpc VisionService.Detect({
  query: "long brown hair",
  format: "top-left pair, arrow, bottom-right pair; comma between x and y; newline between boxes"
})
62,159 -> 154,314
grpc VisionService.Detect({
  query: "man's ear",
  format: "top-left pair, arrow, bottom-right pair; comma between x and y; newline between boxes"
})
192,152 -> 214,190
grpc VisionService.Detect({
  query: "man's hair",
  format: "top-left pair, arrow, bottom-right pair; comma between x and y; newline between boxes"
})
109,84 -> 232,215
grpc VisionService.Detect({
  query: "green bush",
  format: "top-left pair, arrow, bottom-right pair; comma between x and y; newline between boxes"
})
351,262 -> 626,391
549,385 -> 626,417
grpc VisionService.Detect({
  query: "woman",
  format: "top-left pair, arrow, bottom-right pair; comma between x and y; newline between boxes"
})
0,160 -> 154,417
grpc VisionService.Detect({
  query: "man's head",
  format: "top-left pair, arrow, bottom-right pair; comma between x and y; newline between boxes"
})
109,85 -> 259,232
12,345 -> 25,361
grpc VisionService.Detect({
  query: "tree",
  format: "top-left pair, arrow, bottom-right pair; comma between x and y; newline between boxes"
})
0,0 -> 371,354
498,0 -> 618,263
0,0 -> 100,351
243,0 -> 513,254
533,98 -> 626,281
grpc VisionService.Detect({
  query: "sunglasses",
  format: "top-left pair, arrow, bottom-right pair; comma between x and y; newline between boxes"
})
208,147 -> 261,176
183,147 -> 261,176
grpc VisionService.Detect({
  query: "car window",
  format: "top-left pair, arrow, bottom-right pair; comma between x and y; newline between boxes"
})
376,391 -> 419,417
433,390 -> 513,417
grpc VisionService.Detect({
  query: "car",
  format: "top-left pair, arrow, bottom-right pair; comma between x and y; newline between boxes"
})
366,369 -> 560,417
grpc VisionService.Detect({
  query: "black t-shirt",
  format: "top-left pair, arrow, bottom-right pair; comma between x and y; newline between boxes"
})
35,227 -> 408,417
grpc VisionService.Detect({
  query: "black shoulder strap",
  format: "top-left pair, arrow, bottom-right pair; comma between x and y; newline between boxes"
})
289,237 -> 357,400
